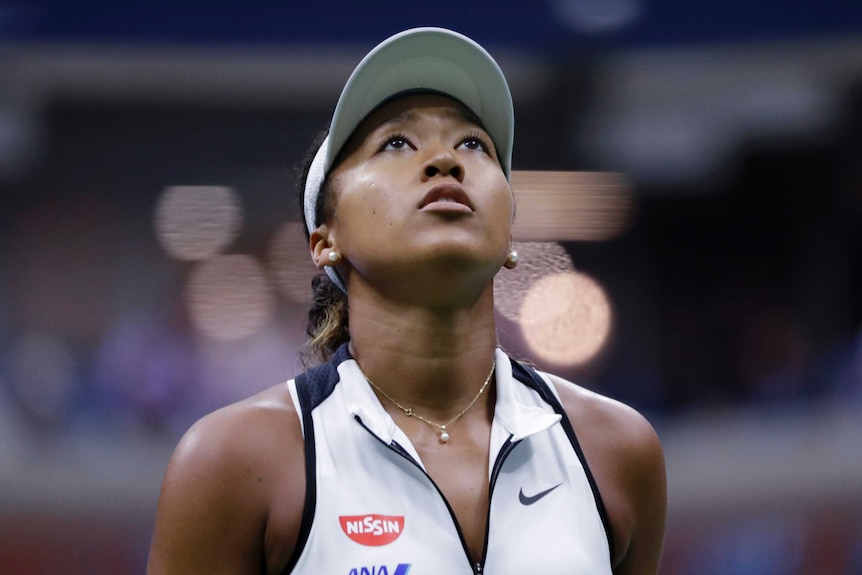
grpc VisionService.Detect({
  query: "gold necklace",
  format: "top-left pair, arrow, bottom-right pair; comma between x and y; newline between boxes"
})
364,362 -> 495,443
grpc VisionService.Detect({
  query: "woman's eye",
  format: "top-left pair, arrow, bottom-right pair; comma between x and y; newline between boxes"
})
382,136 -> 410,151
459,136 -> 489,153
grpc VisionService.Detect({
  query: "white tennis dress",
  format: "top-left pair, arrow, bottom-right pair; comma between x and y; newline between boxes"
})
285,344 -> 613,575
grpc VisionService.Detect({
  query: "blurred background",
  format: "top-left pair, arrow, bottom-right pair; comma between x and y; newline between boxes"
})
1,1 -> 862,573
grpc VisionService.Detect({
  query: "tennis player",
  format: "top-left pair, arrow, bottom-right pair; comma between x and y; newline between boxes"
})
146,27 -> 666,575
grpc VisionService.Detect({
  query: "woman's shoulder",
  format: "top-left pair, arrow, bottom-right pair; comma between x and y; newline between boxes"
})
147,382 -> 306,574
538,371 -> 661,458
175,383 -> 302,470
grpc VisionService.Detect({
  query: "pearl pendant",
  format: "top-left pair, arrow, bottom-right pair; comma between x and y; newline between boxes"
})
440,430 -> 450,443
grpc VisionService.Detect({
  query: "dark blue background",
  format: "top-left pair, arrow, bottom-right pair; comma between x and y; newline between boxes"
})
1,0 -> 860,49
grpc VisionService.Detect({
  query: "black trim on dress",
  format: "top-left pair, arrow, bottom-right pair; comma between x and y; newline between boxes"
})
510,359 -> 616,563
281,373 -> 317,575
281,344 -> 351,573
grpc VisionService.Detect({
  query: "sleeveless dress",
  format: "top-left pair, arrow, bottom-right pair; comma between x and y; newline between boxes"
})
284,343 -> 613,575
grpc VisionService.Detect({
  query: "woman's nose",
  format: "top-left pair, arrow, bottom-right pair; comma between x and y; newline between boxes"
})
422,147 -> 464,182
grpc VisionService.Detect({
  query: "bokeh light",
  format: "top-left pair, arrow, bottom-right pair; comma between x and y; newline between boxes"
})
154,185 -> 242,261
268,222 -> 318,304
510,170 -> 634,241
185,254 -> 275,341
494,241 -> 574,322
549,0 -> 644,34
520,270 -> 613,367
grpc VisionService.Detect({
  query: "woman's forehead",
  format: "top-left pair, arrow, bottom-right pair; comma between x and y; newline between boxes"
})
357,94 -> 487,137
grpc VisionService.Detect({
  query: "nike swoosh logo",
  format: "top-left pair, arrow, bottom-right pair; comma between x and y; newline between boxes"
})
519,482 -> 563,505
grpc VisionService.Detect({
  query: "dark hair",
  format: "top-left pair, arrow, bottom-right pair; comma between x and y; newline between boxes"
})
297,129 -> 350,367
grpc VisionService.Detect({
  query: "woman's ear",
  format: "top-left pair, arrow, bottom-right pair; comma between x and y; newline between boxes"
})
310,225 -> 338,270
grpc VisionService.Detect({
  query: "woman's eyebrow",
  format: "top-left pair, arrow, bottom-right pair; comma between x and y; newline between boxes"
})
447,106 -> 484,128
376,107 -> 484,132
377,110 -> 419,131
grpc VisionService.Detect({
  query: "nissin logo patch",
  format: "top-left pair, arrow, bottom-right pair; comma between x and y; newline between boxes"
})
339,514 -> 405,546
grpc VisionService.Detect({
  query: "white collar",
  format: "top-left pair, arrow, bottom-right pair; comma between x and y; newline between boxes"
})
339,349 -> 561,465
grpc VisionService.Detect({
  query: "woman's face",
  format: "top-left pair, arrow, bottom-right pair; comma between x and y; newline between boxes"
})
320,93 -> 514,297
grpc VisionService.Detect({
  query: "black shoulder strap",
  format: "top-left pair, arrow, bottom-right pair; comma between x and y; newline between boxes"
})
281,372 -> 317,574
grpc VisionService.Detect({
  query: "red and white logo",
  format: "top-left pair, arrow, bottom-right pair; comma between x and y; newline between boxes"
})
339,514 -> 405,546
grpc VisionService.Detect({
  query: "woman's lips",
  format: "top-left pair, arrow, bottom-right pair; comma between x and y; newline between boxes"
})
418,184 -> 474,213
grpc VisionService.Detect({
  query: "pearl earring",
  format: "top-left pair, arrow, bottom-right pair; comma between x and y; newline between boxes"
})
504,250 -> 519,269
327,250 -> 341,265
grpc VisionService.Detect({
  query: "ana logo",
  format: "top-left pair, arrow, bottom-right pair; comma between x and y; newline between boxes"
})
339,514 -> 405,546
347,564 -> 411,575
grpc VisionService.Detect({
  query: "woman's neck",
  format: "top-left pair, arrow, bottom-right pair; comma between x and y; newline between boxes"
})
346,282 -> 499,417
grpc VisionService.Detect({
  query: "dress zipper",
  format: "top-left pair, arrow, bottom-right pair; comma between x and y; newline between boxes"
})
476,436 -> 518,573
354,415 -> 518,575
